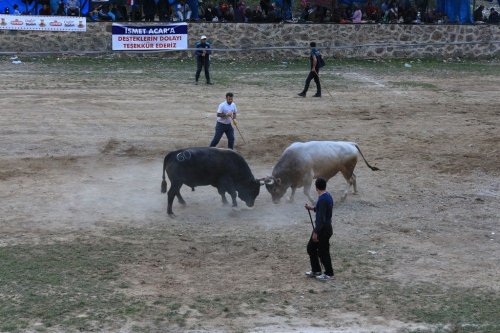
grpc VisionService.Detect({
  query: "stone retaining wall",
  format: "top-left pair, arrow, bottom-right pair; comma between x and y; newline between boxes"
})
1,22 -> 499,59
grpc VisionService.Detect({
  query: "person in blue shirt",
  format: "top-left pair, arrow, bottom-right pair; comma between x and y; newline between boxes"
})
195,35 -> 213,85
298,41 -> 322,98
304,177 -> 334,281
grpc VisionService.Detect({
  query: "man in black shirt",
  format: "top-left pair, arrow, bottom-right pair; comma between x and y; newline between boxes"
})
304,178 -> 334,281
298,42 -> 322,97
195,35 -> 213,85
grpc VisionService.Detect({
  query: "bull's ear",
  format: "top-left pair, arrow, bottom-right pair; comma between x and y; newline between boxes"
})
276,178 -> 281,185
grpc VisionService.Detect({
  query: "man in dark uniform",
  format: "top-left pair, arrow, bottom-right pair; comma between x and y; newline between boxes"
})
195,35 -> 213,85
304,178 -> 334,281
298,41 -> 322,97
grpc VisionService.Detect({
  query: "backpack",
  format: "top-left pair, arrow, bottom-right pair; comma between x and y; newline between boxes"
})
317,53 -> 326,68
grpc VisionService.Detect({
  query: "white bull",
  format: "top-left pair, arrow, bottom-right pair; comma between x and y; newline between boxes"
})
264,141 -> 380,203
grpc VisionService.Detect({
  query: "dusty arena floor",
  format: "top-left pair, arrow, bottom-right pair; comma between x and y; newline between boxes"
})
0,56 -> 499,332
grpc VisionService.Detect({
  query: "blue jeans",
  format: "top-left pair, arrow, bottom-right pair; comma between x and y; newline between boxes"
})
209,122 -> 234,149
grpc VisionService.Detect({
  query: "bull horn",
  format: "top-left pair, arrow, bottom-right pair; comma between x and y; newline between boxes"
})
263,176 -> 275,185
257,177 -> 267,185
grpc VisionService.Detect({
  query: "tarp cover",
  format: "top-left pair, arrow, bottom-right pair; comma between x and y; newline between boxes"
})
436,0 -> 472,24
2,0 -> 90,16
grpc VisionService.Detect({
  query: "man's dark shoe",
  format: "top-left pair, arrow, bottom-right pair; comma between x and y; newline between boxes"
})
298,92 -> 306,97
313,94 -> 321,97
195,81 -> 198,85
207,82 -> 214,85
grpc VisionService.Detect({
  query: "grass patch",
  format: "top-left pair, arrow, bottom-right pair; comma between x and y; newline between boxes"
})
1,225 -> 499,331
388,81 -> 440,90
0,237 -> 169,331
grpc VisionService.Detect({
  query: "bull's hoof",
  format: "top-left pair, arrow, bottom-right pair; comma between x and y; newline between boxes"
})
168,212 -> 176,218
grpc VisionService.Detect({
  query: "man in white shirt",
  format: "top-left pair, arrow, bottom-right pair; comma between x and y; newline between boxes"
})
209,92 -> 238,149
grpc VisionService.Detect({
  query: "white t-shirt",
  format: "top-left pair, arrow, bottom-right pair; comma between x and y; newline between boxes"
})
217,101 -> 238,124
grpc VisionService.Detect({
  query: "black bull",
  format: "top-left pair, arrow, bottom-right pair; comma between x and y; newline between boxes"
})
161,147 -> 265,216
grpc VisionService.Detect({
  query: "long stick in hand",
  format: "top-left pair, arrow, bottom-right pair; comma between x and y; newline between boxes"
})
232,119 -> 247,144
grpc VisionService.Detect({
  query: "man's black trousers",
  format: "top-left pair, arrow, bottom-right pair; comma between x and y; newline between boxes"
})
196,55 -> 210,83
307,224 -> 334,276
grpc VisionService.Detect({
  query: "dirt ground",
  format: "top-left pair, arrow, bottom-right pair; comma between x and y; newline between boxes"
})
0,57 -> 499,332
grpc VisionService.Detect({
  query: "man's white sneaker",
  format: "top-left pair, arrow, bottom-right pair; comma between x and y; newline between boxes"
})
315,274 -> 332,281
305,271 -> 321,278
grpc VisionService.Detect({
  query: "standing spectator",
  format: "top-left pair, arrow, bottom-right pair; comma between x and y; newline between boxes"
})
195,35 -> 212,85
158,0 -> 172,21
209,92 -> 238,150
298,41 -> 322,98
49,0 -> 59,14
128,0 -> 142,20
304,178 -> 335,281
65,0 -> 80,16
176,0 -> 192,21
143,0 -> 157,21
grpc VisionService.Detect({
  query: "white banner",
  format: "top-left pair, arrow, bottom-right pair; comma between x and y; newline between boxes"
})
0,14 -> 86,32
112,23 -> 188,51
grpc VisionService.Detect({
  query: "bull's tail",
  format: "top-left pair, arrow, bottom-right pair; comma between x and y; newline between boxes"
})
161,155 -> 168,193
354,144 -> 380,171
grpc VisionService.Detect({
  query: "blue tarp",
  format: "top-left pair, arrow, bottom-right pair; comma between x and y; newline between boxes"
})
2,0 -> 90,16
436,0 -> 472,23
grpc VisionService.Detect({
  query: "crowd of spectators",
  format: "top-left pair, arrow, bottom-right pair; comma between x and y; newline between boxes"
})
85,0 -> 500,24
1,0 -> 499,25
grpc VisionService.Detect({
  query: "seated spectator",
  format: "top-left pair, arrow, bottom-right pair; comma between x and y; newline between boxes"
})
13,4 -> 21,14
330,5 -> 341,23
39,3 -> 51,14
402,5 -> 416,23
299,0 -> 309,21
413,9 -> 422,24
110,3 -> 126,20
204,1 -> 218,21
176,0 -> 192,21
473,5 -> 485,22
387,5 -> 399,23
351,5 -> 362,23
259,0 -> 269,16
365,0 -> 380,22
249,4 -> 263,22
236,0 -> 246,22
88,5 -> 99,20
65,0 -> 80,16
56,0 -> 65,15
112,0 -> 128,21
488,7 -> 499,23
98,4 -> 116,20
